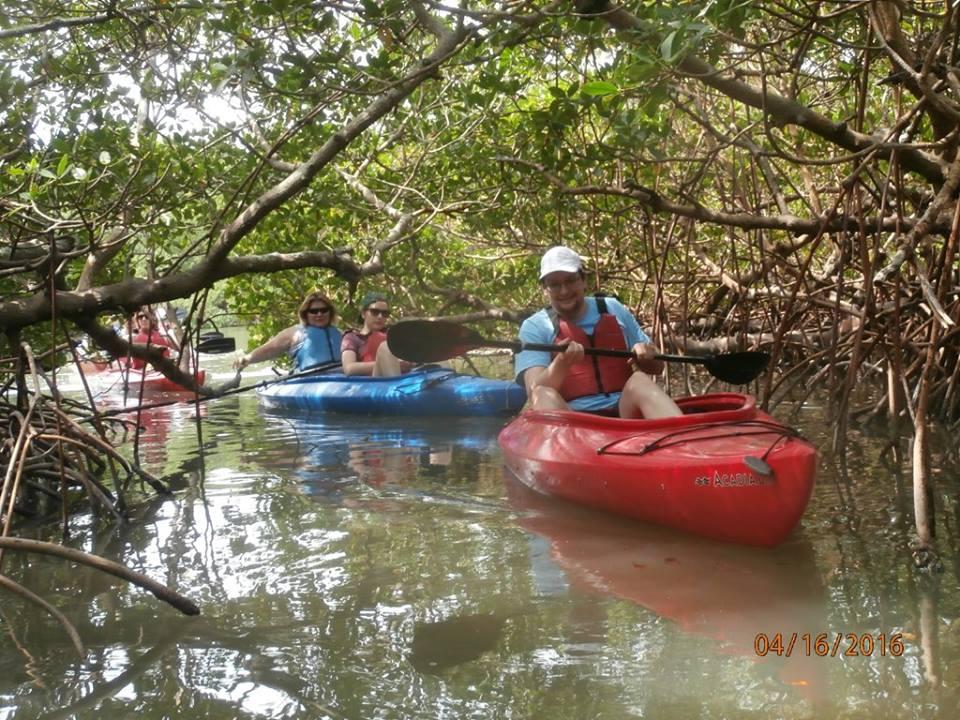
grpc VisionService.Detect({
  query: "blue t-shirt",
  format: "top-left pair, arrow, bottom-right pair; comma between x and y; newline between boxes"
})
514,296 -> 650,412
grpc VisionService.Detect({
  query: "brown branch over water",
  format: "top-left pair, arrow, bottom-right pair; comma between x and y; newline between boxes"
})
0,537 -> 199,615
0,573 -> 85,658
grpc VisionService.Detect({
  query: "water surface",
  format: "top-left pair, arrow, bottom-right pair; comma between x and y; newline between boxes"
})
1,361 -> 958,719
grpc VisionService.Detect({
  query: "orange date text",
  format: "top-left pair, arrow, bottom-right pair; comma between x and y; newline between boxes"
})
753,632 -> 905,658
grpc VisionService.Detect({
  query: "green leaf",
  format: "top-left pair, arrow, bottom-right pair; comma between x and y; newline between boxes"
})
57,154 -> 70,176
361,0 -> 381,18
660,31 -> 678,61
581,81 -> 619,97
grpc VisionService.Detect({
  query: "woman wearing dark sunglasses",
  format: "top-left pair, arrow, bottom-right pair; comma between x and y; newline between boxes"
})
341,291 -> 411,377
129,307 -> 180,369
235,290 -> 342,371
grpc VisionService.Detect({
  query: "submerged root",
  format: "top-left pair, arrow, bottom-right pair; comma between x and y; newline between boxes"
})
1,342 -> 200,659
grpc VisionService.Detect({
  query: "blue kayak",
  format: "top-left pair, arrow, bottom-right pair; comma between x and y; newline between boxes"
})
256,367 -> 526,416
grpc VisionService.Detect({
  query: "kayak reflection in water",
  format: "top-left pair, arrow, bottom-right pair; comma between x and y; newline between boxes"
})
341,291 -> 415,377
234,290 -> 343,372
515,246 -> 681,419
506,475 -> 828,699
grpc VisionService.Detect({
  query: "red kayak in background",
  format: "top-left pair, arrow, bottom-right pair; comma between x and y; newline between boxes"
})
74,329 -> 231,395
86,363 -> 206,394
498,393 -> 816,547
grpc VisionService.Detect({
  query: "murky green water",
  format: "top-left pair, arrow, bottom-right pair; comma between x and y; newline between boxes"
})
2,356 -> 959,719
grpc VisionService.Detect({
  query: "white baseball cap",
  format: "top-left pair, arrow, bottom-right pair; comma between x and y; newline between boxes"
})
539,246 -> 583,279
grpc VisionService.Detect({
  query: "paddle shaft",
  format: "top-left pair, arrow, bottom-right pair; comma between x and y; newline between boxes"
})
386,321 -> 768,384
481,338 -> 707,366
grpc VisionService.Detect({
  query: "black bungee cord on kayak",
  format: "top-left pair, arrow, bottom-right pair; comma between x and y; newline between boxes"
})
595,419 -> 806,460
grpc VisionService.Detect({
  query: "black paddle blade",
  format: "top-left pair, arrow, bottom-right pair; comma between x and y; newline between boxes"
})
197,336 -> 236,354
387,320 -> 486,363
702,351 -> 770,384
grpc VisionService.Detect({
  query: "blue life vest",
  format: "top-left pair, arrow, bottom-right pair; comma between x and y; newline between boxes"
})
290,325 -> 343,370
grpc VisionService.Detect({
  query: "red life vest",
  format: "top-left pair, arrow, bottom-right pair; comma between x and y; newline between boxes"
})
552,297 -> 633,401
360,331 -> 387,362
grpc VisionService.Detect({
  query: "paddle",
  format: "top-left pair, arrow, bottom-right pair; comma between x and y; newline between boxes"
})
387,320 -> 770,385
88,360 -> 346,420
197,335 -> 236,354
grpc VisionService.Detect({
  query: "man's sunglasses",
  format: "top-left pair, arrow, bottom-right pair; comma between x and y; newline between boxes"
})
367,308 -> 391,318
306,307 -> 331,315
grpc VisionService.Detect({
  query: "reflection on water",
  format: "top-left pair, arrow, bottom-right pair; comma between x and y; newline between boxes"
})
1,386 -> 959,719
507,476 -> 830,698
409,611 -> 513,674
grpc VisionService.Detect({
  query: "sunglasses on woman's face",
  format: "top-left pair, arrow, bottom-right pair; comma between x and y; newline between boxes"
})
306,306 -> 331,315
136,314 -> 149,321
367,308 -> 391,318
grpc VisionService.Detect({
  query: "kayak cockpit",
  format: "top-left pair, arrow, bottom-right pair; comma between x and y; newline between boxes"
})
529,392 -> 758,430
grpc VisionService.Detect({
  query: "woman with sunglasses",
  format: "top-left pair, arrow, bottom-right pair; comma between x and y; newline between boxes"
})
341,291 -> 411,377
235,291 -> 342,371
129,307 -> 180,370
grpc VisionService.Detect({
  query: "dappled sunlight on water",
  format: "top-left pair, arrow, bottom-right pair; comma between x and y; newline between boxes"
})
2,371 -> 959,718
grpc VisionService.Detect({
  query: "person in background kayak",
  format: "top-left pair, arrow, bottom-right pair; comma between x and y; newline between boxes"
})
128,307 -> 179,370
234,291 -> 342,371
515,246 -> 682,419
341,291 -> 412,376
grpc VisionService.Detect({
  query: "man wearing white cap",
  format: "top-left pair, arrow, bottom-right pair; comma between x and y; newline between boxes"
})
514,246 -> 682,418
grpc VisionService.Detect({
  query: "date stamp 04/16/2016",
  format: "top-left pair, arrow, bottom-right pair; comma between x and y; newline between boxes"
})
754,632 -> 905,658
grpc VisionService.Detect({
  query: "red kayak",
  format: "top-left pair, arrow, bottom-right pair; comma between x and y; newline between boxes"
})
76,358 -> 113,374
498,393 -> 816,547
94,365 -> 206,394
